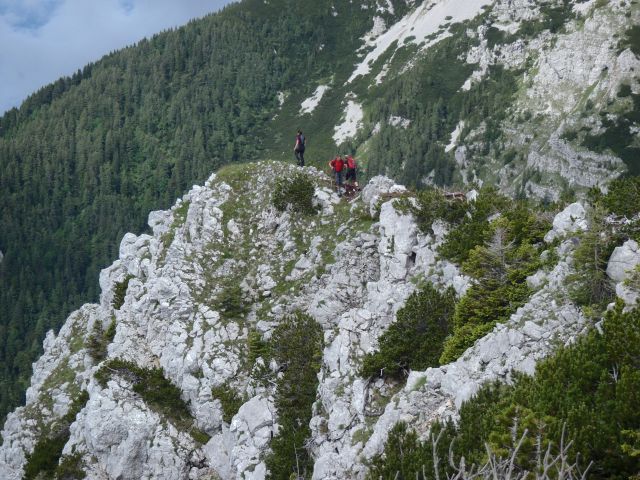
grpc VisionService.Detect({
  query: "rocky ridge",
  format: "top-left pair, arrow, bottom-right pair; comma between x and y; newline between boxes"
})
1,162 -> 638,480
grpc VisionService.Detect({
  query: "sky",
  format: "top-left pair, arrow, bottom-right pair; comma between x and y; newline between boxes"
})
0,0 -> 236,114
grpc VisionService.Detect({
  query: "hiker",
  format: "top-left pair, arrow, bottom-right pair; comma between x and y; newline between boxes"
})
329,154 -> 345,196
345,154 -> 358,187
294,129 -> 306,166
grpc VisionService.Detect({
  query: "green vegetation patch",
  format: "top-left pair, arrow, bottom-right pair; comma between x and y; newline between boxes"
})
619,25 -> 640,56
211,383 -> 245,424
582,90 -> 640,175
602,176 -> 640,218
86,318 -> 116,362
95,359 -> 209,443
400,188 -> 467,234
437,187 -> 511,264
404,187 -> 550,364
367,421 -> 453,480
112,275 -> 133,310
272,172 -> 318,215
265,312 -> 323,480
54,452 -> 86,480
369,302 -> 640,479
218,283 -> 250,322
566,204 -> 616,314
441,199 -> 549,363
517,0 -> 576,38
360,283 -> 456,380
247,329 -> 270,367
23,391 -> 89,480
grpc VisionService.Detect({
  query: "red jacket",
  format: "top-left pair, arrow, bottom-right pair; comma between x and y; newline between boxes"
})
346,156 -> 356,169
330,157 -> 345,172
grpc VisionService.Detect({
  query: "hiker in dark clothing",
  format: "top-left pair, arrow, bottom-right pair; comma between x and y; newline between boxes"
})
294,129 -> 306,166
329,155 -> 345,196
345,154 -> 358,187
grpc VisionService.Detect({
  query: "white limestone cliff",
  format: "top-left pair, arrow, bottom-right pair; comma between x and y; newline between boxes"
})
0,160 -> 616,480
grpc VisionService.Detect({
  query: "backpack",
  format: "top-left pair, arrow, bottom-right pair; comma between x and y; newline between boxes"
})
298,134 -> 306,149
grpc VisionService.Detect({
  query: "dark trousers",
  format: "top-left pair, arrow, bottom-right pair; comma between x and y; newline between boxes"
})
295,149 -> 305,166
334,170 -> 343,195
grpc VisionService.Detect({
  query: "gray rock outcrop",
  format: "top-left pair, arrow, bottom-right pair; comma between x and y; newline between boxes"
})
0,161 -> 599,480
607,240 -> 640,283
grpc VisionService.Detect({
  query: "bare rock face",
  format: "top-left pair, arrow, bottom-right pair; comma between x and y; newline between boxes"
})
0,161 -> 600,480
607,240 -> 640,308
607,240 -> 640,283
544,202 -> 588,242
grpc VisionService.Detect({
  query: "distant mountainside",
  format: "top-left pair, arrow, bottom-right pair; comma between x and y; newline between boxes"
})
0,0 -> 638,425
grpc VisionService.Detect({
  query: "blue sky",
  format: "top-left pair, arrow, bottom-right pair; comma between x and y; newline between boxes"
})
0,0 -> 236,114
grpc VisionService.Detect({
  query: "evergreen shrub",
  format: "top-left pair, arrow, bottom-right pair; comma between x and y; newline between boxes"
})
582,90 -> 640,175
86,318 -> 116,362
95,359 -> 188,420
265,312 -> 323,480
112,275 -> 133,310
23,391 -> 89,480
55,452 -> 86,480
619,25 -> 640,55
218,284 -> 249,321
437,187 -> 510,264
567,204 -> 615,311
371,302 -> 640,479
272,173 -> 317,215
360,283 -> 456,380
247,330 -> 270,367
211,384 -> 244,424
440,209 -> 546,363
405,188 -> 467,234
94,359 -> 209,443
603,176 -> 640,218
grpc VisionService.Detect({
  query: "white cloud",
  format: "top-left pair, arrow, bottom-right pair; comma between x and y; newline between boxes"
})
0,0 -> 236,113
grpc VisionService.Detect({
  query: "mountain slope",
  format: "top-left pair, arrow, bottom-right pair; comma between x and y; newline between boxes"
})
0,0 -> 411,422
1,161 -> 638,479
1,0 -> 639,431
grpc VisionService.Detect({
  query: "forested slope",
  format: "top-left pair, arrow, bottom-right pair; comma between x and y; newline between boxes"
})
0,0 -> 411,421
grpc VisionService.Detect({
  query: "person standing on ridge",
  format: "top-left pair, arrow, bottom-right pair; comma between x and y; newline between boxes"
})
345,154 -> 358,187
329,154 -> 345,196
294,129 -> 306,166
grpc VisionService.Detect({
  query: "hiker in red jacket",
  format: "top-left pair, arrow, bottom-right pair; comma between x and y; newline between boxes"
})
329,155 -> 345,196
345,154 -> 358,187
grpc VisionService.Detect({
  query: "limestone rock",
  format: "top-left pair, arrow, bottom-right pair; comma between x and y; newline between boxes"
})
0,161 -> 612,480
607,240 -> 640,283
544,202 -> 588,242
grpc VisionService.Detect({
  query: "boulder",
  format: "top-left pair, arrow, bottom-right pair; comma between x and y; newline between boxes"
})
607,240 -> 640,283
544,202 -> 588,242
361,176 -> 398,216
